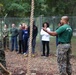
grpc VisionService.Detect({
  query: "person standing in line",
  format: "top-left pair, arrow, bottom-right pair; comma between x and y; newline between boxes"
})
28,21 -> 38,57
56,22 -> 63,46
23,24 -> 29,55
10,23 -> 18,52
40,22 -> 50,57
18,24 -> 24,54
43,16 -> 73,75
2,24 -> 9,50
55,22 -> 63,57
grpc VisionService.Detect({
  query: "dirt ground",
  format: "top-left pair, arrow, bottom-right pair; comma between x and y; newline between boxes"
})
4,50 -> 76,75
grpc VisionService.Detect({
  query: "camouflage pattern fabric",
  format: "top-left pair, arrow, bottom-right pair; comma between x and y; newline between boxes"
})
0,49 -> 6,74
57,44 -> 72,75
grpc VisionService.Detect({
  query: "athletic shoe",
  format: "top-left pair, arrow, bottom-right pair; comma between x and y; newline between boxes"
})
32,54 -> 35,57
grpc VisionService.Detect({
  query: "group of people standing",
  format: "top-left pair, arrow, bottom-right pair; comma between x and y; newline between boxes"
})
2,16 -> 73,75
11,22 -> 38,57
2,21 -> 51,57
2,22 -> 38,57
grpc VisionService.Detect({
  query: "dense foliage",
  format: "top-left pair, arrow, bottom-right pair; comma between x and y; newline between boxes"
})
0,0 -> 76,17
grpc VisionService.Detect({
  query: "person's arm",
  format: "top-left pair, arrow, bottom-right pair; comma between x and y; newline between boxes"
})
14,28 -> 19,36
43,28 -> 57,36
40,29 -> 45,35
5,30 -> 8,37
33,27 -> 38,39
28,26 -> 30,38
35,27 -> 38,37
16,29 -> 19,36
2,29 -> 4,37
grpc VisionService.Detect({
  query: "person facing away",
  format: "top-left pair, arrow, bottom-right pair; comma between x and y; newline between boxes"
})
18,24 -> 24,54
56,22 -> 63,46
10,23 -> 18,52
40,22 -> 50,57
43,16 -> 73,75
28,21 -> 38,57
2,24 -> 9,50
23,24 -> 29,55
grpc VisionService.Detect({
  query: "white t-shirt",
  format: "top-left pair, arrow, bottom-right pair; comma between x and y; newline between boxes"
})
40,28 -> 50,41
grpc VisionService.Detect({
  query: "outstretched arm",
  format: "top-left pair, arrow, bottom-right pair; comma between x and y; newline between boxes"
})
43,28 -> 57,36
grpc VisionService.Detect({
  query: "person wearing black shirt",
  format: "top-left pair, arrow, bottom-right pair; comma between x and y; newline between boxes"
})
18,25 -> 24,54
28,21 -> 38,57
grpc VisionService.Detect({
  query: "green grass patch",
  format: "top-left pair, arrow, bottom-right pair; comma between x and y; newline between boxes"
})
71,36 -> 76,56
36,36 -> 76,56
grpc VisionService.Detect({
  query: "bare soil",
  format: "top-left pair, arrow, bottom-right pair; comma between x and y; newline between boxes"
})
4,50 -> 76,75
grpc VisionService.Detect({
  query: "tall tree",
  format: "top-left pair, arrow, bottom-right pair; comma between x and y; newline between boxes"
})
0,0 -> 76,17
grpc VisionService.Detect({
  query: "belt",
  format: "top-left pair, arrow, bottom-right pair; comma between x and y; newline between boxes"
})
58,42 -> 70,44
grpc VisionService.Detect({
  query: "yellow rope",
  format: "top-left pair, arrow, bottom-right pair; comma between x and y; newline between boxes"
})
27,0 -> 34,75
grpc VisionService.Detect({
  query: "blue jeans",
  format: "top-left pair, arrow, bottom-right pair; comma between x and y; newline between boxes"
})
56,36 -> 58,46
11,36 -> 18,51
28,38 -> 36,54
23,38 -> 28,53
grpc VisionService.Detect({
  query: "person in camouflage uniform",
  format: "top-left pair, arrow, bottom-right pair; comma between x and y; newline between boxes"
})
43,16 -> 73,75
0,48 -> 6,73
0,48 -> 11,75
2,24 -> 9,50
0,25 -> 11,75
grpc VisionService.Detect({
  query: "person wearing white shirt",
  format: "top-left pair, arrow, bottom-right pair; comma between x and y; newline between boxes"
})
40,22 -> 50,57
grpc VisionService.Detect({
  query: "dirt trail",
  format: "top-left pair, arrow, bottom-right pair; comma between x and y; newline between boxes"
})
4,51 -> 76,75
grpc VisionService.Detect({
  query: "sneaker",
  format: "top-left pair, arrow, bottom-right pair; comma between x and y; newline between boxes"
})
41,54 -> 45,56
23,53 -> 26,55
55,54 -> 57,57
32,54 -> 35,57
23,53 -> 28,57
46,55 -> 49,57
16,50 -> 18,52
24,54 -> 28,57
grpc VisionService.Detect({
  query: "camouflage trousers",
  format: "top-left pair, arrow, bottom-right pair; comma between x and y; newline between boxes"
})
57,44 -> 72,75
0,49 -> 6,73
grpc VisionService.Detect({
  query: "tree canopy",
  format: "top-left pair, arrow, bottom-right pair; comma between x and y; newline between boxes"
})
0,0 -> 76,17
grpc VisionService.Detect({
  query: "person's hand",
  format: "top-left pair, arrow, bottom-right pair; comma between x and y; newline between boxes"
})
43,27 -> 47,32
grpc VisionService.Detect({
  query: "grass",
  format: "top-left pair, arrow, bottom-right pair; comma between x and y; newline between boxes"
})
36,36 -> 76,56
71,36 -> 76,56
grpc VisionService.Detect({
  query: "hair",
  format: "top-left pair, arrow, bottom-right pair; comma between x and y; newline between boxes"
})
4,24 -> 8,28
33,20 -> 36,26
42,22 -> 49,27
